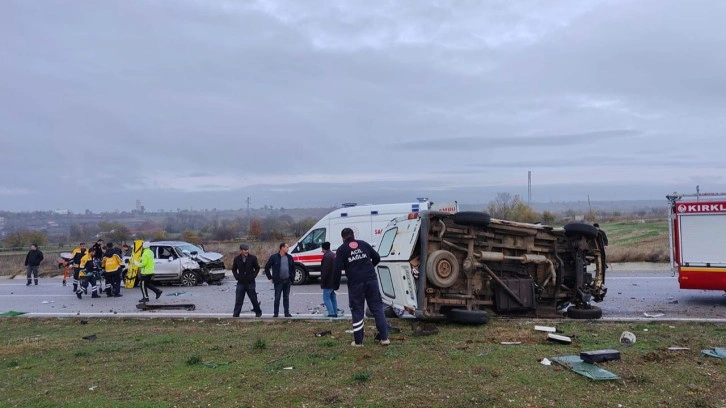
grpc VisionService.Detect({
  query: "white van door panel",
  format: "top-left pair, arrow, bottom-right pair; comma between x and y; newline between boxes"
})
377,263 -> 418,310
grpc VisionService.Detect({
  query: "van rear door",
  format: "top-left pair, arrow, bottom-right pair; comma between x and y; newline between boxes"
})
375,216 -> 421,312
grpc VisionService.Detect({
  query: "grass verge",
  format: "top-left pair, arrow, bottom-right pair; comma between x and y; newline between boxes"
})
1,318 -> 724,407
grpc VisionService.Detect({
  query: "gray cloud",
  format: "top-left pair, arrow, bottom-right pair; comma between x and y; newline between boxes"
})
1,0 -> 725,211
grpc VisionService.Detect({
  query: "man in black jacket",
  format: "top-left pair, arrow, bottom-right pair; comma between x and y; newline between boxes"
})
264,243 -> 295,318
320,242 -> 338,317
333,228 -> 389,347
231,244 -> 262,317
24,244 -> 44,286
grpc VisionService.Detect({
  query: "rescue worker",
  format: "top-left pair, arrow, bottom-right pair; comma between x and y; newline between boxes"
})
77,249 -> 100,299
102,242 -> 124,297
333,228 -> 390,347
91,239 -> 105,295
68,242 -> 87,292
24,244 -> 44,286
264,243 -> 295,318
231,244 -> 262,318
137,241 -> 162,303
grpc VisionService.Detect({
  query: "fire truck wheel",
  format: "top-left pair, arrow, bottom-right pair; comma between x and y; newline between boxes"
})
426,250 -> 460,288
292,265 -> 308,285
567,305 -> 602,319
563,222 -> 598,239
448,309 -> 489,325
453,211 -> 491,227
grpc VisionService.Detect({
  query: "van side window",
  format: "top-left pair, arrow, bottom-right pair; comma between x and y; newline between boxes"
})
377,266 -> 396,298
378,227 -> 397,258
299,228 -> 326,252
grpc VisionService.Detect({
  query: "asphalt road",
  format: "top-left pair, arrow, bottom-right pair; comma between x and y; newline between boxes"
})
1,267 -> 725,320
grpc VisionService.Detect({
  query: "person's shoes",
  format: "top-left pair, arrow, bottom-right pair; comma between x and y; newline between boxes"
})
91,293 -> 101,299
233,314 -> 240,318
255,313 -> 262,318
273,314 -> 278,318
350,341 -> 363,347
76,291 -> 82,299
62,280 -> 67,286
284,313 -> 292,318
26,280 -> 31,286
34,280 -> 38,285
156,290 -> 163,299
139,298 -> 149,303
113,294 -> 123,297
327,314 -> 338,318
380,339 -> 391,346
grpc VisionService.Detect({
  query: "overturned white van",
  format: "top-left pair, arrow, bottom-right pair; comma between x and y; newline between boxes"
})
375,210 -> 607,323
290,199 -> 458,284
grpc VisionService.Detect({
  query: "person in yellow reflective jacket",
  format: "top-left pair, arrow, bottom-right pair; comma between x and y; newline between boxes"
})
102,242 -> 124,298
137,241 -> 162,303
68,243 -> 87,292
76,251 -> 100,299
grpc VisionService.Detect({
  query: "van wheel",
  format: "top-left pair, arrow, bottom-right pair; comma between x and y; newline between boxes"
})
293,265 -> 308,285
180,271 -> 198,287
448,309 -> 489,325
426,250 -> 460,288
453,211 -> 491,227
564,223 -> 598,239
567,305 -> 602,319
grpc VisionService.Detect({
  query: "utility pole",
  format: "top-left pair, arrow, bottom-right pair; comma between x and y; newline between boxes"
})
246,197 -> 251,235
527,171 -> 532,206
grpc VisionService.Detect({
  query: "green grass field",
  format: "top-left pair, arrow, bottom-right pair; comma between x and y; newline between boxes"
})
1,318 -> 725,407
599,220 -> 669,262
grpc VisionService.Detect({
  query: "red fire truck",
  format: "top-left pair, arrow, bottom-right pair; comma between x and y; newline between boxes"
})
667,192 -> 726,291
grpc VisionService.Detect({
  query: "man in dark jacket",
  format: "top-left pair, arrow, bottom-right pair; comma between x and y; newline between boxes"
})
320,242 -> 338,317
24,244 -> 44,286
231,244 -> 262,317
264,243 -> 295,318
333,228 -> 389,347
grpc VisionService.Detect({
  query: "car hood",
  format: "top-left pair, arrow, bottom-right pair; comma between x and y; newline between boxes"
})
196,251 -> 223,262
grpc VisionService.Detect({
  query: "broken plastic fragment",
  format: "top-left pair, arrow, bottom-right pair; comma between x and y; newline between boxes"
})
620,331 -> 636,345
534,325 -> 557,333
643,312 -> 665,318
540,358 -> 551,366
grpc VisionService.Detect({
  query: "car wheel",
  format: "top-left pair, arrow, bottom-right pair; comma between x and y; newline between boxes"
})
448,309 -> 489,325
567,305 -> 602,319
180,270 -> 199,287
426,250 -> 460,288
292,265 -> 308,285
564,222 -> 598,239
453,211 -> 491,227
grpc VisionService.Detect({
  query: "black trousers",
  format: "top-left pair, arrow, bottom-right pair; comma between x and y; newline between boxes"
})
233,282 -> 262,317
139,274 -> 161,299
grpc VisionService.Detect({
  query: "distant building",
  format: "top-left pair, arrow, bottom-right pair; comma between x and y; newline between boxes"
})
53,209 -> 69,215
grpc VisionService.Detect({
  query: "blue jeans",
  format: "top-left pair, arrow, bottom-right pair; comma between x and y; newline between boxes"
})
323,288 -> 337,316
273,279 -> 291,316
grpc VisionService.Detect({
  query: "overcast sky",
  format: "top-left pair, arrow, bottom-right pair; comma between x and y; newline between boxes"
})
2,0 -> 725,212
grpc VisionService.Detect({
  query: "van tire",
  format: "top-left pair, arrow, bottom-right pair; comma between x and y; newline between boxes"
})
453,211 -> 491,227
426,250 -> 460,288
448,309 -> 489,325
567,305 -> 602,319
293,264 -> 308,285
180,270 -> 198,287
564,222 -> 598,239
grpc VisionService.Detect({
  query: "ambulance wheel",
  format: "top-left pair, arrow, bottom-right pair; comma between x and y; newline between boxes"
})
448,309 -> 489,325
567,305 -> 602,319
426,250 -> 460,288
563,223 -> 598,239
453,211 -> 491,227
293,265 -> 308,285
180,270 -> 199,287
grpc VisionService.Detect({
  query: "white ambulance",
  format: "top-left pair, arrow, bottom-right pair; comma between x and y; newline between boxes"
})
290,199 -> 458,285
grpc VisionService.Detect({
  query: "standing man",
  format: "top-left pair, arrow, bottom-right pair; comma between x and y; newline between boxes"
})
334,228 -> 389,347
102,242 -> 124,297
231,244 -> 262,317
137,241 -> 162,303
91,239 -> 105,296
77,249 -> 100,299
68,242 -> 86,292
264,243 -> 294,318
320,242 -> 338,317
24,244 -> 44,286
